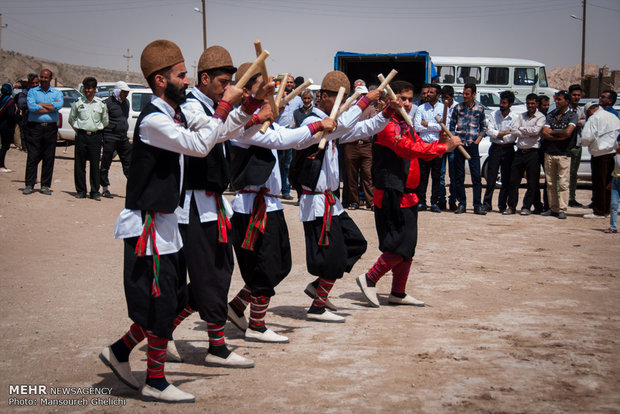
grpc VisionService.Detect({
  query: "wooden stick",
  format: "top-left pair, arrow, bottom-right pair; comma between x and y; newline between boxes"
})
312,90 -> 361,146
377,73 -> 412,126
281,79 -> 313,106
434,115 -> 471,160
235,50 -> 269,89
259,72 -> 289,133
253,40 -> 278,119
377,69 -> 398,92
317,87 -> 346,150
336,91 -> 361,117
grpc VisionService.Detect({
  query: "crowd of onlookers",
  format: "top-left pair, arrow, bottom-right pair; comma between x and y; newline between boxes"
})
326,82 -> 620,233
1,69 -> 619,232
0,69 -> 132,200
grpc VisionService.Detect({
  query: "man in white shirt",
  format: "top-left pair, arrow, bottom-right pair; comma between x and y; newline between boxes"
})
414,83 -> 444,212
508,93 -> 546,215
483,90 -> 517,214
581,101 -> 620,218
440,86 -> 459,210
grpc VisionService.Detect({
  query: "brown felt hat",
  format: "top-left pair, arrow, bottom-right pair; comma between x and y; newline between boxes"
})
140,39 -> 184,78
321,71 -> 350,95
198,45 -> 236,73
235,62 -> 260,83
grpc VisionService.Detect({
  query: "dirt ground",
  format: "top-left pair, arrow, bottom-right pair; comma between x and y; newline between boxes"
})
1,144 -> 619,414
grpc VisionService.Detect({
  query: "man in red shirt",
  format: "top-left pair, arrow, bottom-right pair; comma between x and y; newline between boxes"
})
356,80 -> 461,307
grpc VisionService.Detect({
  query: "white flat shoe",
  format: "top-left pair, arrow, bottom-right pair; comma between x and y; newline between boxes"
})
205,351 -> 255,368
304,282 -> 337,311
245,328 -> 289,343
141,383 -> 195,403
356,274 -> 380,307
99,346 -> 139,390
388,294 -> 425,307
166,340 -> 183,362
306,309 -> 346,323
227,303 -> 248,331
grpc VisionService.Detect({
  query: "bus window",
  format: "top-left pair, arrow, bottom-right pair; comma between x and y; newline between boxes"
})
436,65 -> 455,84
485,67 -> 508,85
457,66 -> 481,84
437,65 -> 455,83
538,67 -> 548,87
514,67 -> 537,85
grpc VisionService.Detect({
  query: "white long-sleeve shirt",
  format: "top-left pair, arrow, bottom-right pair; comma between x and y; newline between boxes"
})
510,110 -> 545,150
486,109 -> 517,145
581,108 -> 620,157
413,101 -> 444,143
114,95 -> 252,254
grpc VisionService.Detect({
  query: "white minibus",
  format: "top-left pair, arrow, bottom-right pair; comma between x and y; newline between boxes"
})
431,56 -> 556,98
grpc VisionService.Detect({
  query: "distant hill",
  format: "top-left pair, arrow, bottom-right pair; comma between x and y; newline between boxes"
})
547,62 -> 619,92
0,49 -> 145,88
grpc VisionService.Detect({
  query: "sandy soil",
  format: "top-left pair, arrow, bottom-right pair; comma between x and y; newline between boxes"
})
1,145 -> 619,413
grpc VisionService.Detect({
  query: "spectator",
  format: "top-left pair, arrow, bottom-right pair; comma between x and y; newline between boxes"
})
567,84 -> 586,207
0,83 -> 18,173
449,83 -> 487,215
599,89 -> 619,119
342,81 -> 375,210
100,81 -> 132,199
15,74 -> 39,153
605,137 -> 620,233
441,86 -> 458,210
277,75 -> 302,200
541,90 -> 578,219
293,89 -> 314,127
483,90 -> 517,214
24,68 -> 63,195
294,76 -> 304,88
536,94 -> 551,211
580,102 -> 620,218
69,76 -> 109,200
508,93 -> 546,215
537,95 -> 550,115
414,83 -> 444,213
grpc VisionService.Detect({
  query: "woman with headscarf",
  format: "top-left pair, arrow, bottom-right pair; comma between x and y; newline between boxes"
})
0,83 -> 18,173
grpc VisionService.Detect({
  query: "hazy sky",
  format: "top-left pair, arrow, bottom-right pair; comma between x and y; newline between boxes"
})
2,0 -> 619,85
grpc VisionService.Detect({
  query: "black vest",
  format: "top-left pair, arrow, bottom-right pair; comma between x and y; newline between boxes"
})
183,93 -> 231,194
125,103 -> 184,213
289,110 -> 325,191
371,119 -> 412,194
229,145 -> 276,191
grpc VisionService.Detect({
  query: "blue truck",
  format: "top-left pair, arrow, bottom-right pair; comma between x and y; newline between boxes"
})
333,51 -> 433,95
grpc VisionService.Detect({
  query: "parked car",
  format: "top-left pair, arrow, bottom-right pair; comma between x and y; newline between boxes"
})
57,96 -> 77,141
56,87 -> 152,142
126,88 -> 153,140
57,86 -> 82,100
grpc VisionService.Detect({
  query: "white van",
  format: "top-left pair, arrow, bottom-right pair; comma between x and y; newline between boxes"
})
432,56 -> 556,98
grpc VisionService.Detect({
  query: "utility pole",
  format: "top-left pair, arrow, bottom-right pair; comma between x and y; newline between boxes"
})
0,14 -> 7,51
201,0 -> 206,50
123,49 -> 133,82
580,0 -> 586,80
